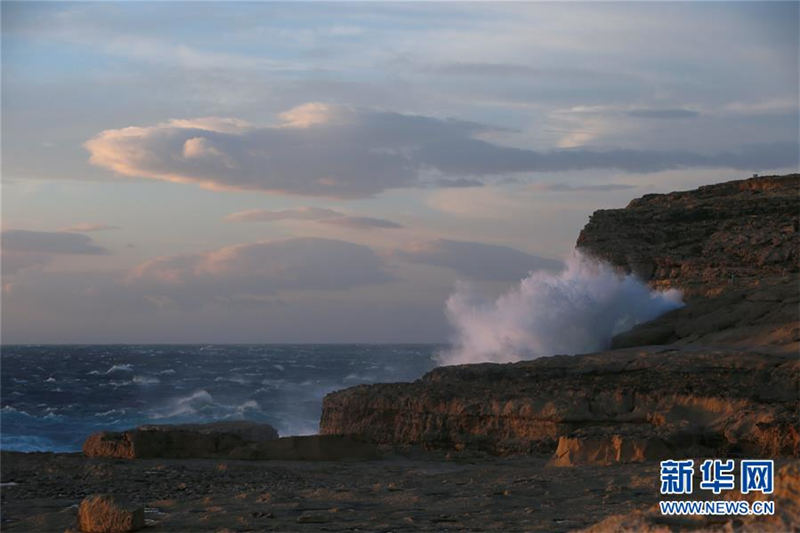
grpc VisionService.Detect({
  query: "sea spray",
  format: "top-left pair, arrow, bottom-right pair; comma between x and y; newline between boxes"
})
438,250 -> 683,365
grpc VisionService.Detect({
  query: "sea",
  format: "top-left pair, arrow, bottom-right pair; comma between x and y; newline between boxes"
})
0,344 -> 440,452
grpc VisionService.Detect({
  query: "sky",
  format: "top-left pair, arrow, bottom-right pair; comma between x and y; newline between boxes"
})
2,1 -> 798,343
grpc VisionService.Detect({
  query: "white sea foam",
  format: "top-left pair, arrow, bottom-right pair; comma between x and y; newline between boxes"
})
95,409 -> 127,417
439,250 -> 683,365
105,364 -> 133,374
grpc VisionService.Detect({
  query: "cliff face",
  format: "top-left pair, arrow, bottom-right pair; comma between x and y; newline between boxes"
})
576,174 -> 800,298
611,277 -> 799,353
321,174 -> 800,463
321,346 -> 799,460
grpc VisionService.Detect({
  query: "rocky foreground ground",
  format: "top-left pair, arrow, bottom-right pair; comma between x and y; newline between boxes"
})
2,450 -> 798,532
2,174 -> 798,532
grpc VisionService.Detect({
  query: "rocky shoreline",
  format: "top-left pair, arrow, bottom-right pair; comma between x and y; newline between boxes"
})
321,345 -> 799,460
2,174 -> 798,532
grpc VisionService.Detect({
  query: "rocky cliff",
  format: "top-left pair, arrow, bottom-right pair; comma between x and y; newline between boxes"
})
321,346 -> 799,462
321,174 -> 800,463
611,277 -> 798,353
576,173 -> 799,298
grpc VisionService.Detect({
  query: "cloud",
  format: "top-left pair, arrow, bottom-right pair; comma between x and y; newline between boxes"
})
2,229 -> 108,275
2,230 -> 108,255
434,178 -> 485,188
225,207 -> 342,222
529,183 -> 636,192
225,207 -> 401,229
59,223 -> 120,232
84,104 -> 490,198
627,108 -> 700,119
127,237 -> 393,305
85,104 -> 798,198
396,239 -> 562,281
318,216 -> 403,230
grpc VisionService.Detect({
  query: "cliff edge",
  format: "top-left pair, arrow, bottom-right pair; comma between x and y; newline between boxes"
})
576,173 -> 799,298
321,174 -> 800,465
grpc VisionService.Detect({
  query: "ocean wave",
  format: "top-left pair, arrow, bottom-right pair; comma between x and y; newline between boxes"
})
1,344 -> 438,452
148,389 -> 216,419
95,408 -> 127,417
214,376 -> 249,385
148,390 -> 261,421
1,405 -> 29,416
344,373 -> 376,382
1,434 -> 68,453
106,364 -> 134,374
1,405 -> 63,421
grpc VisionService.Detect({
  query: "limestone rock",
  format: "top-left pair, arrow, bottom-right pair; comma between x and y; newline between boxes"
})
137,420 -> 278,442
576,173 -> 800,299
549,432 -> 670,467
229,434 -> 380,461
581,461 -> 800,532
83,421 -> 278,459
320,346 -> 799,459
77,494 -> 144,533
612,278 -> 799,353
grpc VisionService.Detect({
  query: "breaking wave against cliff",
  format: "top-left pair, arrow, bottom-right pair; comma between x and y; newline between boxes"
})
438,250 -> 683,365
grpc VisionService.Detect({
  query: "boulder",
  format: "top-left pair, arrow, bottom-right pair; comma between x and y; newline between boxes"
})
77,494 -> 144,533
83,421 -> 278,459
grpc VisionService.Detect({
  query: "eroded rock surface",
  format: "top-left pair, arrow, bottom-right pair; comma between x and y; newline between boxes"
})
581,461 -> 800,532
83,425 -> 378,462
228,435 -> 379,461
321,346 -> 799,462
77,494 -> 144,533
611,277 -> 799,353
323,176 -> 800,467
83,421 -> 278,459
576,173 -> 799,298
137,421 -> 278,442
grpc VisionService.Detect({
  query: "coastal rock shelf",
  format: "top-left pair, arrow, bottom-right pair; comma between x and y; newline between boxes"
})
321,346 -> 800,462
576,173 -> 800,298
83,421 -> 279,459
83,422 -> 378,461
